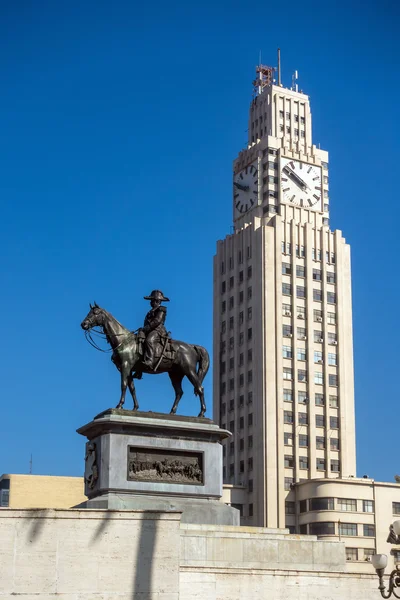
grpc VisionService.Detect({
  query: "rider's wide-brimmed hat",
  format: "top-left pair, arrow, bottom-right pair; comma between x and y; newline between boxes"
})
144,290 -> 170,302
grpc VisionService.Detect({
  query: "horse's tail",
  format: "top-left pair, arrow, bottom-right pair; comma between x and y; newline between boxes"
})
194,345 -> 210,384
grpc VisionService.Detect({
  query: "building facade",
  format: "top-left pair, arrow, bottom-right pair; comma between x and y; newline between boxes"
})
213,64 -> 356,529
0,474 -> 86,509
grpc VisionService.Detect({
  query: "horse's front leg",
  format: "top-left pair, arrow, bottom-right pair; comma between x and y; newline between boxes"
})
116,364 -> 130,409
127,373 -> 139,411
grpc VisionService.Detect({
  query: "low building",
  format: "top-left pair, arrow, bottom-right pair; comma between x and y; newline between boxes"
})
0,474 -> 86,509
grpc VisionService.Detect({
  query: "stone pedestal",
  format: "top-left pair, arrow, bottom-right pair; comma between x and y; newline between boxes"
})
77,409 -> 239,525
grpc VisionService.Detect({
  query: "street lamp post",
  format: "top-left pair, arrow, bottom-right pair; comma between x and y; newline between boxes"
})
372,520 -> 400,598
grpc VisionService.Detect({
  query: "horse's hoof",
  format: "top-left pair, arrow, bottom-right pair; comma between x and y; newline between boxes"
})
198,412 -> 205,418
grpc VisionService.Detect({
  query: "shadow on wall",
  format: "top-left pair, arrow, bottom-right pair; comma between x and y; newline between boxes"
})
132,514 -> 158,597
27,508 -> 51,542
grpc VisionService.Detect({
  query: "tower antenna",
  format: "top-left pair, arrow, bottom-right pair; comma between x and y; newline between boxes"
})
29,454 -> 33,475
277,48 -> 281,86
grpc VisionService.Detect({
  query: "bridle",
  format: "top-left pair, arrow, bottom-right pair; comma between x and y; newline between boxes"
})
83,310 -> 138,354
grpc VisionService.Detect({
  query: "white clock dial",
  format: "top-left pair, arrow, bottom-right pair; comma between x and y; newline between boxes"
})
234,162 -> 258,215
280,158 -> 322,209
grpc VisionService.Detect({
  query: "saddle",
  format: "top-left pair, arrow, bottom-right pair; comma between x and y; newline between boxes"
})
137,331 -> 176,362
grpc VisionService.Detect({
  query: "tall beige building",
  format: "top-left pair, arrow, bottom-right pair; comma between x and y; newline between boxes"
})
213,64 -> 356,529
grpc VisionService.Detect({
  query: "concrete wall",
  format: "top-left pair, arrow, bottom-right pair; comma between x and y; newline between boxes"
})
0,508 -> 379,600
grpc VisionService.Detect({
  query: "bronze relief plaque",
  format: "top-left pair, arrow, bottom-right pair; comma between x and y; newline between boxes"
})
127,446 -> 204,485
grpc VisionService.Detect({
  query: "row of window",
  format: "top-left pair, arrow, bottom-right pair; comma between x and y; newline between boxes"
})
220,329 -> 253,354
282,263 -> 336,283
282,304 -> 336,324
299,497 -> 374,513
282,284 -> 336,304
221,289 -> 252,312
283,368 -> 338,386
221,269 -> 252,293
282,244 -> 335,263
285,464 -> 340,487
220,392 -> 253,415
284,454 -> 339,471
220,249 -> 252,274
283,326 -> 337,344
284,413 -> 339,430
279,125 -> 306,137
221,413 -> 254,432
284,390 -> 338,407
284,432 -> 338,448
279,111 -> 305,124
223,436 -> 253,454
224,458 -> 254,478
220,370 -> 254,394
220,350 -> 253,373
221,309 -> 253,333
301,521 -> 375,538
283,346 -> 337,365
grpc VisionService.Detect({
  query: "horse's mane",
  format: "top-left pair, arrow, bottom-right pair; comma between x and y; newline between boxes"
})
100,306 -> 131,334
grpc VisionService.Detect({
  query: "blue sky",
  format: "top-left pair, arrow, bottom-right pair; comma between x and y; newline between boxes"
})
0,0 -> 398,482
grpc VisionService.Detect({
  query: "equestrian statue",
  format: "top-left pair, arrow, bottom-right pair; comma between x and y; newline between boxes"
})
80,291 -> 209,417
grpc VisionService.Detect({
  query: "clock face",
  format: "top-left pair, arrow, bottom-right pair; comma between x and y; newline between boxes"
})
234,162 -> 258,215
280,158 -> 322,209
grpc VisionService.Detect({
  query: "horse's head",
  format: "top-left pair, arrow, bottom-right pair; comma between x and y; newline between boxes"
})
81,302 -> 105,330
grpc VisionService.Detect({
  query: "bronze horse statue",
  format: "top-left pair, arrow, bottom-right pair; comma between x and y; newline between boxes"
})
81,303 -> 209,417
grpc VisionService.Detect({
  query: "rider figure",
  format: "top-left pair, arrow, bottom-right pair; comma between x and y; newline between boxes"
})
141,290 -> 169,370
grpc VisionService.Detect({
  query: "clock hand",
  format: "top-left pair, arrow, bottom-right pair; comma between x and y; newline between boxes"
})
283,166 -> 309,191
234,181 -> 249,192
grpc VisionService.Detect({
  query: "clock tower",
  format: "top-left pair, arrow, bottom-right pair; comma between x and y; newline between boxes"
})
213,60 -> 356,530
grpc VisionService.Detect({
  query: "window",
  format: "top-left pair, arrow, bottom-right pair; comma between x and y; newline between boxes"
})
284,410 -> 293,424
284,454 -> 294,468
239,460 -> 244,473
247,306 -> 252,321
328,332 -> 337,344
339,523 -> 357,537
239,373 -> 244,387
0,489 -> 9,507
229,316 -> 234,330
283,389 -> 293,402
282,283 -> 292,295
229,378 -> 234,391
239,311 -> 244,325
314,330 -> 323,342
229,441 -> 235,455
284,477 -> 294,491
248,391 -> 253,404
329,395 -> 338,408
330,416 -> 339,429
247,328 -> 252,341
316,436 -> 325,449
248,413 -> 253,426
229,276 -> 234,289
282,262 -> 292,275
248,435 -> 253,448
239,394 -> 244,407
346,548 -> 358,561
284,432 -> 293,446
221,301 -> 226,313
220,361 -> 226,375
283,367 -> 293,380
229,336 -> 234,350
286,126 -> 290,134
327,272 -> 336,283
315,393 -> 325,406
298,391 -> 307,404
330,438 -> 340,451
315,414 -> 324,428
283,345 -> 292,359
230,357 -> 236,371
297,306 -> 306,319
313,269 -> 322,281
297,327 -> 306,339
309,497 -> 334,511
314,351 -> 323,363
313,289 -> 322,302
269,148 -> 278,156
297,347 -> 306,361
363,500 -> 374,513
299,500 -> 307,513
393,502 -> 400,515
364,549 -> 375,560
329,374 -> 338,387
298,369 -> 307,382
327,312 -> 336,325
221,261 -> 226,275
317,458 -> 326,471
268,162 -> 278,171
229,464 -> 234,477
247,287 -> 252,300
229,296 -> 234,310
283,303 -> 291,316
296,265 -> 306,277
309,522 -> 335,535
296,286 -> 306,298
221,321 -> 226,334
248,457 -> 253,470
327,292 -> 336,304
239,270 -> 244,284
314,372 -> 323,385
298,412 -> 308,425
239,290 -> 244,303
299,456 -> 309,469
221,281 -> 226,294
248,479 -> 253,493
220,382 -> 226,396
247,370 -> 253,384
337,498 -> 357,512
221,402 -> 226,416
331,459 -> 340,472
299,434 -> 308,447
239,332 -> 244,346
363,524 -> 375,537
314,309 -> 322,322
328,353 -> 337,366
229,420 -> 235,433
285,501 -> 295,514
283,324 -> 292,337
